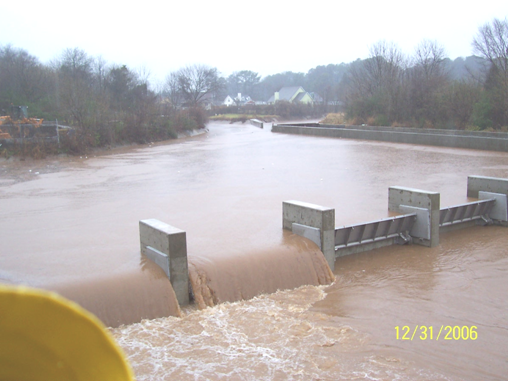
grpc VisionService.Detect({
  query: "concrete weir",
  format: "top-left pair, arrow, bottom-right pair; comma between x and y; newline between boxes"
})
272,123 -> 508,152
284,175 -> 508,264
139,177 -> 508,309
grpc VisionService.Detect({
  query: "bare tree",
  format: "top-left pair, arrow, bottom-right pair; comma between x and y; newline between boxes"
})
472,18 -> 508,71
365,41 -> 406,93
409,40 -> 449,127
164,72 -> 183,108
412,40 -> 448,79
472,18 -> 508,127
344,41 -> 407,123
56,48 -> 95,128
174,64 -> 222,107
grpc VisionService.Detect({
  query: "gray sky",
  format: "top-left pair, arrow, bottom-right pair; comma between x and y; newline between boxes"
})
1,0 -> 507,85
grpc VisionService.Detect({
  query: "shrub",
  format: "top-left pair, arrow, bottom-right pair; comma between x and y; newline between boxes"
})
186,107 -> 208,129
471,95 -> 494,130
374,114 -> 390,126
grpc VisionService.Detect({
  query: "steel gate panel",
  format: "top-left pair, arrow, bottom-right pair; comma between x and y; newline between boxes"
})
335,213 -> 416,249
439,199 -> 495,227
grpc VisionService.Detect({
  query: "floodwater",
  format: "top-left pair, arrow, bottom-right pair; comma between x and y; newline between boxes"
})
2,122 -> 508,380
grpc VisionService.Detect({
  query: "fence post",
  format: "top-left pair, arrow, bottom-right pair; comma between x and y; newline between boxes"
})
56,119 -> 60,148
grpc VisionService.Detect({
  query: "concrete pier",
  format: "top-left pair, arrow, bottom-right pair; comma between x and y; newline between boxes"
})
467,175 -> 508,198
139,219 -> 189,306
283,201 -> 335,268
388,187 -> 440,247
467,175 -> 508,225
249,119 -> 264,128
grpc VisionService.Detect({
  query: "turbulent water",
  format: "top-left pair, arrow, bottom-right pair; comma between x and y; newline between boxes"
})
111,225 -> 508,381
2,122 -> 508,379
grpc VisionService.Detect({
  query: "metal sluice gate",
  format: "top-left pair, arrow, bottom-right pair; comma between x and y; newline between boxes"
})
439,199 -> 495,227
335,213 -> 417,249
283,176 -> 508,265
335,197 -> 501,251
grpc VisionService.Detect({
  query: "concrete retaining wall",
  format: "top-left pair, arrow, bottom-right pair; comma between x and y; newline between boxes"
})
272,124 -> 508,152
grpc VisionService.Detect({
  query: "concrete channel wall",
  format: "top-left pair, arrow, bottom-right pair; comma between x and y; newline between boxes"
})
272,123 -> 508,152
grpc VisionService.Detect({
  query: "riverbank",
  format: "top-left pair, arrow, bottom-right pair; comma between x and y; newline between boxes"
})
0,127 -> 208,162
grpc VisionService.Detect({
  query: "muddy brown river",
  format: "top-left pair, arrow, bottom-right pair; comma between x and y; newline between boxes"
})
1,122 -> 507,380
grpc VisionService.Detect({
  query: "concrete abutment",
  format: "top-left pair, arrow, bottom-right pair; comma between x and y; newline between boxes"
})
139,219 -> 189,306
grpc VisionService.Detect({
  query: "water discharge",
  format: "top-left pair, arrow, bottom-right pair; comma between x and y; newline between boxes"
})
1,122 -> 508,379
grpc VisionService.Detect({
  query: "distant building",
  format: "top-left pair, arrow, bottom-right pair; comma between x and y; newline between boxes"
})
309,92 -> 323,104
223,93 -> 252,107
267,86 -> 314,104
223,95 -> 236,107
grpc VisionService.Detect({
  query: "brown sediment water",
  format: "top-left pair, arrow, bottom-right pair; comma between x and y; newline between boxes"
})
2,122 -> 508,379
51,259 -> 183,326
189,230 -> 333,309
0,122 -> 335,326
112,222 -> 508,381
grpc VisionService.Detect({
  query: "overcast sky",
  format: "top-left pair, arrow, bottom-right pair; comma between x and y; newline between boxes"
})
1,0 -> 507,85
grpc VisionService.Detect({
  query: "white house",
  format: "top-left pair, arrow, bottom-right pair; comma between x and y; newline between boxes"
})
223,95 -> 236,106
267,86 -> 314,104
223,93 -> 252,107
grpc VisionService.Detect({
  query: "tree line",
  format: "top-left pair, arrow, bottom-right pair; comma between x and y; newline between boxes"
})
1,17 -> 507,155
0,47 -> 209,153
221,18 -> 507,130
342,18 -> 508,130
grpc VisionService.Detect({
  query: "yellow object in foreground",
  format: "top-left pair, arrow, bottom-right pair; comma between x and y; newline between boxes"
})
0,285 -> 134,381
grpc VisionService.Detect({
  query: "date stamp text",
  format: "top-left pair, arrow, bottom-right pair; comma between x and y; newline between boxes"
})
395,325 -> 477,340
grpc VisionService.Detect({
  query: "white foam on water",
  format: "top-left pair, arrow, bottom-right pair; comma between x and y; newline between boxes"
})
111,284 -> 452,381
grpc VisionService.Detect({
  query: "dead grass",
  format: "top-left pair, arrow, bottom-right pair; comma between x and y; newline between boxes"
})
320,113 -> 346,125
